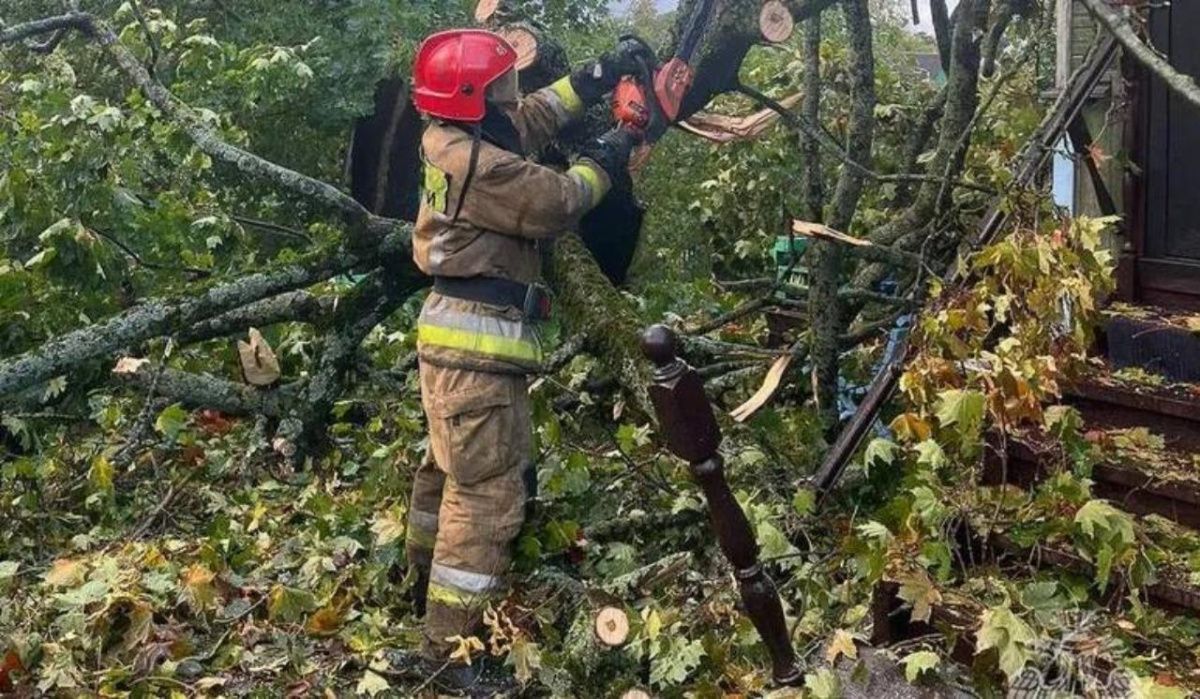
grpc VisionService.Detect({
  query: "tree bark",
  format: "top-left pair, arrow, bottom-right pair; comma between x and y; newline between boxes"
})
1079,0 -> 1200,113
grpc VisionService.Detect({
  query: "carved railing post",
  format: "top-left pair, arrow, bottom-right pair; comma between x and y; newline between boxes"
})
640,325 -> 802,686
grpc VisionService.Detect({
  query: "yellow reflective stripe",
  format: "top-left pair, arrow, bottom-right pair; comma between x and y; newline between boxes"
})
418,323 -> 542,363
569,163 -> 607,207
423,161 -> 448,213
427,581 -> 498,610
549,77 -> 584,117
406,526 -> 436,550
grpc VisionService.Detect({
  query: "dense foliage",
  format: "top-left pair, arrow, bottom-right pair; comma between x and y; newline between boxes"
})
1,0 -> 1197,697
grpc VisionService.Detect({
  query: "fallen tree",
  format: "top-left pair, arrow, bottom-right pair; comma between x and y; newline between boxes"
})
0,0 -> 1051,460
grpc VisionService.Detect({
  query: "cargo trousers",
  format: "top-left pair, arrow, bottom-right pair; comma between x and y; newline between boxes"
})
405,361 -> 533,658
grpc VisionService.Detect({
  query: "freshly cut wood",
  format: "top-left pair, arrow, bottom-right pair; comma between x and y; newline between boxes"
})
112,356 -> 151,375
474,0 -> 500,23
497,26 -> 539,71
759,0 -> 796,43
792,220 -> 871,247
731,353 -> 794,423
679,93 -> 802,144
594,606 -> 630,647
237,327 -> 281,387
620,690 -> 652,699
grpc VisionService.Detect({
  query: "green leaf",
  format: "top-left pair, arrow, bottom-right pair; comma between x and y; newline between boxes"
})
805,667 -> 840,699
0,561 -> 19,581
976,606 -> 1036,680
792,488 -> 816,517
355,670 -> 390,697
863,438 -> 896,467
902,650 -> 940,682
934,389 -> 986,430
154,403 -> 189,440
88,454 -> 114,495
914,440 -> 947,469
267,585 -> 317,623
1130,676 -> 1188,699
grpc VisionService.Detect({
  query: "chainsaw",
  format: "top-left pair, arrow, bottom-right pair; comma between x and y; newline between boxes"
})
611,0 -> 715,142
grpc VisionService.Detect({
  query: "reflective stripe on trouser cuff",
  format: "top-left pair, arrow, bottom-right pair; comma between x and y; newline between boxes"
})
417,305 -> 542,364
406,509 -> 439,549
548,77 -> 584,119
427,564 -> 505,609
568,163 -> 607,207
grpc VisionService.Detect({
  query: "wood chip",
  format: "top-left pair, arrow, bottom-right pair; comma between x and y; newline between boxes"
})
620,691 -> 652,699
496,26 -> 538,71
474,0 -> 500,23
237,327 -> 281,387
594,606 -> 630,647
112,357 -> 151,375
731,353 -> 794,423
760,0 -> 796,43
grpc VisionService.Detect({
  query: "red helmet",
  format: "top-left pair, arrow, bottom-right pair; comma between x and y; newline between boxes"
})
412,30 -> 517,122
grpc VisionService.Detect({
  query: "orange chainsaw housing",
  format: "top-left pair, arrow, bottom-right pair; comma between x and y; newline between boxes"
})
612,75 -> 652,132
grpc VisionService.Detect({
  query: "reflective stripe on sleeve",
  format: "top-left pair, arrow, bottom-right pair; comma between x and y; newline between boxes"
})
548,77 -> 585,118
568,163 -> 606,208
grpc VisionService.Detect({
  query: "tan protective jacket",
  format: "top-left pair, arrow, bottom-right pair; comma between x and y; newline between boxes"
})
414,77 -> 611,375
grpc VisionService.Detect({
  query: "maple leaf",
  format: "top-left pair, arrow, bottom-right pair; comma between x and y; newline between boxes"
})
370,505 -> 407,548
44,558 -> 86,588
446,635 -> 485,666
825,629 -> 858,664
976,606 -> 1037,680
897,571 -> 942,624
178,564 -> 218,613
355,670 -> 390,697
934,389 -> 986,431
506,636 -> 542,686
890,412 -> 932,443
902,651 -> 940,682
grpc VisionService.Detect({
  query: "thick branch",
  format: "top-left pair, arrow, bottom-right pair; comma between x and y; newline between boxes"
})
1079,0 -> 1200,112
116,363 -> 293,417
0,245 -> 373,400
176,290 -> 335,345
0,13 -> 85,44
548,233 -> 652,416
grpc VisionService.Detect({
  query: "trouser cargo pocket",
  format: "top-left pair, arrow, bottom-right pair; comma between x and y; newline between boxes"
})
422,365 -> 527,487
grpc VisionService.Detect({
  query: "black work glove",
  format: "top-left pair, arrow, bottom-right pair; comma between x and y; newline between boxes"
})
569,37 -> 659,105
578,127 -> 639,191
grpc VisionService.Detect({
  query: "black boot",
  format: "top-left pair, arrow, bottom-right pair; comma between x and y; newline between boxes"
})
386,649 -> 519,698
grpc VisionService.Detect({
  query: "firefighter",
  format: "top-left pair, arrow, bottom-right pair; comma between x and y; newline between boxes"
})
401,29 -> 652,692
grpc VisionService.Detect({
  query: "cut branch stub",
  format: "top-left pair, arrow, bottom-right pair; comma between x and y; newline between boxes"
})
594,607 -> 630,647
474,0 -> 500,23
496,26 -> 539,71
760,0 -> 796,43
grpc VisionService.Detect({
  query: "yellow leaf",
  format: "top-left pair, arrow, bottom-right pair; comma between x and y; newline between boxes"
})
305,605 -> 344,636
897,571 -> 942,624
890,413 -> 932,443
179,564 -> 217,612
44,558 -> 86,588
825,629 -> 858,664
445,635 -> 485,666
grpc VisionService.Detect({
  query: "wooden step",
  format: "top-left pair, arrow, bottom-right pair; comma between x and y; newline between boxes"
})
1065,375 -> 1200,452
1103,307 -> 1200,384
983,437 -> 1200,531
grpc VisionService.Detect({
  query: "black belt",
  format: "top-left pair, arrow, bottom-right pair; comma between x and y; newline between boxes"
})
433,276 -> 551,321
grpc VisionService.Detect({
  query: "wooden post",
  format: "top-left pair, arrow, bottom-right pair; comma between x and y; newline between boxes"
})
639,325 -> 803,686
